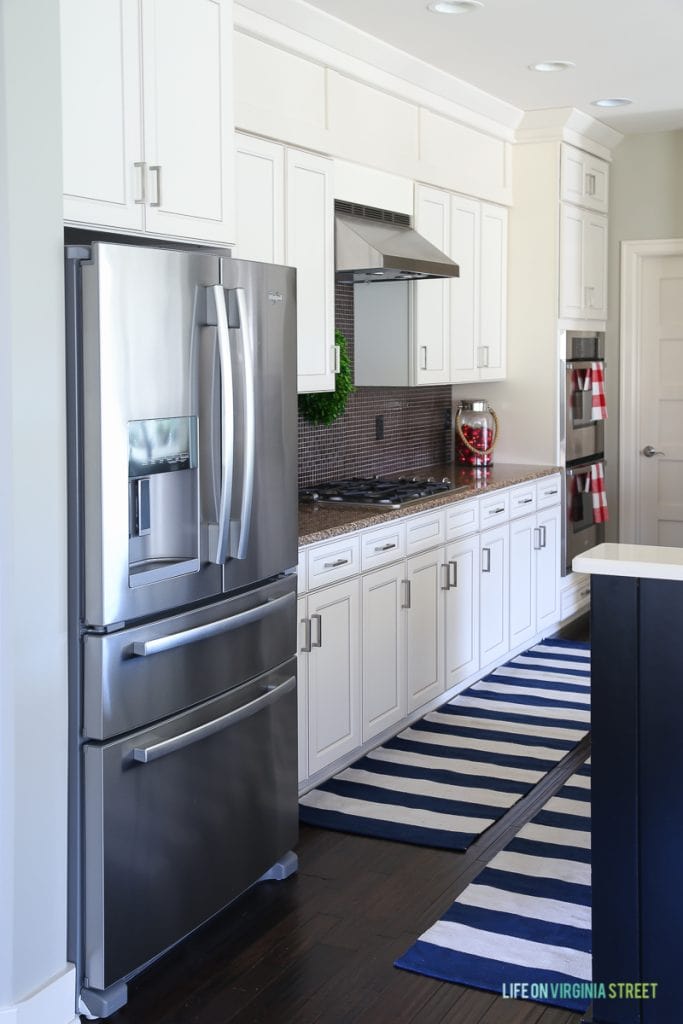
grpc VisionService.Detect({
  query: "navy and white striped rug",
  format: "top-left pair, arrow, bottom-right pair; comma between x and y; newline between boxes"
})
395,760 -> 592,1013
299,639 -> 590,851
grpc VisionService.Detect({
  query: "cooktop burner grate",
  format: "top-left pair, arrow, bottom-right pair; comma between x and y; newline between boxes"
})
300,475 -> 461,509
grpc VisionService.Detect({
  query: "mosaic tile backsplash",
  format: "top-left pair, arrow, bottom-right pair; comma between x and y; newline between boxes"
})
298,283 -> 453,488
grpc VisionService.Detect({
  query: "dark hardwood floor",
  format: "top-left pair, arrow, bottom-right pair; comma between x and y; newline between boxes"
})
104,618 -> 590,1024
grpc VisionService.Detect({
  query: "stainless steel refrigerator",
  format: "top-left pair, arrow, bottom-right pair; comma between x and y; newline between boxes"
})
65,241 -> 299,1018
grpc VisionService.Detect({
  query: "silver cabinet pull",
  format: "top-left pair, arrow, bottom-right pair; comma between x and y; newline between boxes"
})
131,676 -> 295,764
540,524 -> 547,548
402,579 -> 411,609
149,164 -> 162,207
544,488 -> 558,497
533,527 -> 542,550
489,506 -> 505,516
301,617 -> 312,654
482,345 -> 489,367
449,560 -> 458,588
311,613 -> 322,648
333,344 -> 341,374
130,592 -> 294,657
324,557 -> 349,568
642,445 -> 665,458
520,497 -> 533,505
134,161 -> 147,204
441,563 -> 450,591
581,588 -> 590,597
420,345 -> 428,371
482,548 -> 491,573
585,172 -> 597,196
375,542 -> 396,552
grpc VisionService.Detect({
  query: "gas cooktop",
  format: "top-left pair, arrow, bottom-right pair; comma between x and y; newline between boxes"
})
300,475 -> 464,509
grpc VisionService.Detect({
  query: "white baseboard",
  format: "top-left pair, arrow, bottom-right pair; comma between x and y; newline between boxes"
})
0,966 -> 77,1024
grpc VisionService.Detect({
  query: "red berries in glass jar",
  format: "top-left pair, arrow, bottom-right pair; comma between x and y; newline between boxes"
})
455,400 -> 498,468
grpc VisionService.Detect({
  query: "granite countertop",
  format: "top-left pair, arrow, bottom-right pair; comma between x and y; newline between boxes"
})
573,542 -> 683,582
299,462 -> 561,545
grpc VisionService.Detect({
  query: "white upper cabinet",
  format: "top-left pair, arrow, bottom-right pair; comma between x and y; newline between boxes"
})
449,195 -> 480,382
560,143 -> 609,214
233,134 -> 285,264
61,0 -> 235,245
285,148 -> 336,394
478,202 -> 508,380
559,203 -> 608,320
413,185 -> 451,385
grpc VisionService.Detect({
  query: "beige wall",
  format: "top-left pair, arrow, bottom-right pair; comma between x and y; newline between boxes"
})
606,130 -> 683,538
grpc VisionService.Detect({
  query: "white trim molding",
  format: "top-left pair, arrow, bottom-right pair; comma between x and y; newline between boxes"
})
0,967 -> 77,1024
619,238 -> 683,542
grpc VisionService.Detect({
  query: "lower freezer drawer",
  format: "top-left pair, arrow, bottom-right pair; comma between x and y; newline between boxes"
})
82,660 -> 298,991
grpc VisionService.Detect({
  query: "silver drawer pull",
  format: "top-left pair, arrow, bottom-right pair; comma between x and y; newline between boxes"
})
520,497 -> 533,505
489,506 -> 505,515
375,542 -> 397,552
131,676 -> 296,764
544,489 -> 558,497
482,548 -> 491,573
324,557 -> 349,568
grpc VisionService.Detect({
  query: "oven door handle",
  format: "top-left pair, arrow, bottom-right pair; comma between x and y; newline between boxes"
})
129,591 -> 295,657
131,675 -> 296,764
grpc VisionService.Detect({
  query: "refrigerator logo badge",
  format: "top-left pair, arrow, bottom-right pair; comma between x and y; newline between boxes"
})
268,292 -> 284,304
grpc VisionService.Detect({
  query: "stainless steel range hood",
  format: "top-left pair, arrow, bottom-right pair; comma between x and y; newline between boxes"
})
335,202 -> 459,283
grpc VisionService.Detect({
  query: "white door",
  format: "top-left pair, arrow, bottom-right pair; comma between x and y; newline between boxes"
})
509,514 -> 536,649
296,596 -> 309,784
306,579 -> 361,776
286,149 -> 336,394
449,195 -> 480,383
406,549 -> 445,712
361,564 -> 406,742
61,0 -> 144,231
633,253 -> 683,545
479,203 -> 508,380
413,185 -> 451,385
444,534 -> 480,687
479,523 -> 509,668
233,134 -> 285,263
536,506 -> 561,630
141,0 -> 235,244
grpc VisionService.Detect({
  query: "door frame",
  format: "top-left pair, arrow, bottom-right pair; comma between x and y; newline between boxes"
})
619,239 -> 683,541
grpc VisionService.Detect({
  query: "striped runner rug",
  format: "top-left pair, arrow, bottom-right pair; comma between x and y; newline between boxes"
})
395,760 -> 592,1013
299,639 -> 590,851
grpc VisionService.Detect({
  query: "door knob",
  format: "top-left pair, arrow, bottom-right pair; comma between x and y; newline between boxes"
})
642,445 -> 665,458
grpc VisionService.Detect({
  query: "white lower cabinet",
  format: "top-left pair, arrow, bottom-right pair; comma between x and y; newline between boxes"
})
510,505 -> 562,649
361,564 -> 407,742
299,578 -> 361,777
479,523 -> 509,668
444,533 -> 481,688
406,548 -> 445,712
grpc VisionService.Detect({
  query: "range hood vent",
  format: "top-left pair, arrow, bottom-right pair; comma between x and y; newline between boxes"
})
335,201 -> 459,284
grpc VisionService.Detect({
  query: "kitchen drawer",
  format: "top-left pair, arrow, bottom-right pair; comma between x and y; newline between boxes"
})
405,508 -> 445,555
560,572 -> 590,621
479,491 -> 509,527
297,549 -> 308,594
537,475 -> 562,509
307,535 -> 360,590
445,498 -> 479,540
509,483 -> 537,519
361,521 -> 406,571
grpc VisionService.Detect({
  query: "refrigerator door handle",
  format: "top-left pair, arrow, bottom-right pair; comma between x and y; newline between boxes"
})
131,675 -> 296,764
210,284 -> 235,564
129,591 -> 295,657
230,287 -> 256,560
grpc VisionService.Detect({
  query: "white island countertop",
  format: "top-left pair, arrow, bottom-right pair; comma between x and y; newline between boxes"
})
573,542 -> 683,581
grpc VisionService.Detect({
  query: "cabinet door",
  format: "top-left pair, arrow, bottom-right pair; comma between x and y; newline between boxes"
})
583,212 -> 608,319
406,549 -> 445,712
559,203 -> 585,319
61,0 -> 144,230
509,514 -> 537,650
361,564 -> 407,742
307,579 -> 361,776
297,595 -> 309,784
449,195 -> 480,383
479,524 -> 509,668
286,149 -> 336,394
479,203 -> 508,380
444,534 -> 480,688
536,505 -> 561,631
413,185 -> 451,385
233,134 -> 285,263
141,0 -> 235,244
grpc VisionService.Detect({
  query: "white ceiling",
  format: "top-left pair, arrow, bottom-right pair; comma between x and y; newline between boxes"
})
303,0 -> 683,134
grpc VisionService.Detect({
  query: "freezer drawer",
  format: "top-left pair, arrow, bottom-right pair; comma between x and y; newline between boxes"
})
83,573 -> 297,739
83,659 -> 298,992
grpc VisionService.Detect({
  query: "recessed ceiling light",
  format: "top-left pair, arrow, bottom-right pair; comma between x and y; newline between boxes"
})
592,97 -> 633,108
427,1 -> 484,14
528,60 -> 576,72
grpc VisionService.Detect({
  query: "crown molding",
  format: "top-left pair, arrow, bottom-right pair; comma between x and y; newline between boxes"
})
515,108 -> 624,160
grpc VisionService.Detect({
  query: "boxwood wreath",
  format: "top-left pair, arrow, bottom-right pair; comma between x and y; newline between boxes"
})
298,329 -> 354,425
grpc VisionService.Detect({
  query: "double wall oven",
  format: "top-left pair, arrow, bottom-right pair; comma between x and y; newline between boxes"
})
560,330 -> 606,574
